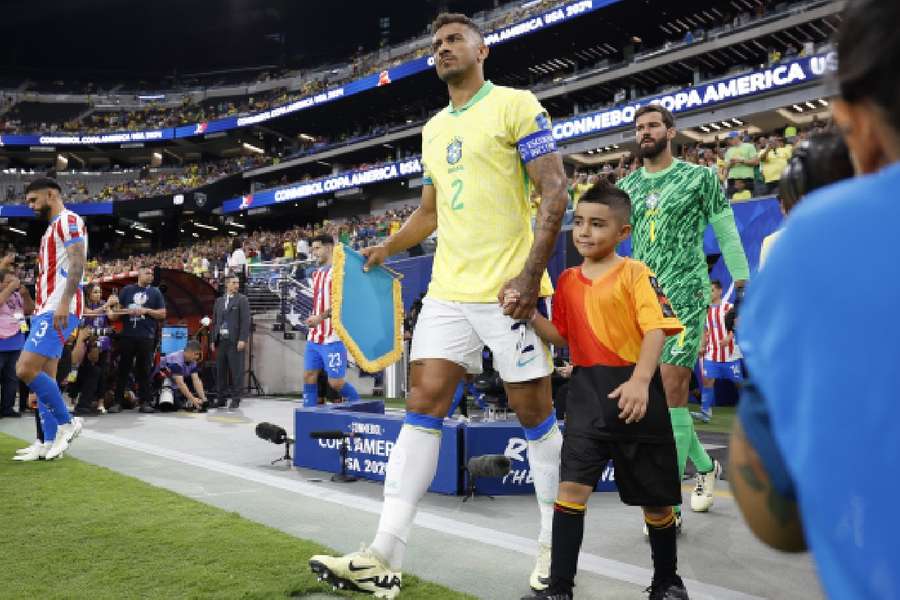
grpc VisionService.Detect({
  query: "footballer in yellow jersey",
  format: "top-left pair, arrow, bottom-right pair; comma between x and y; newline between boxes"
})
309,13 -> 570,598
420,80 -> 555,302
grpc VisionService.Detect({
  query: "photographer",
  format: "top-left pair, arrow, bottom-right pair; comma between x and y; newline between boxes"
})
156,340 -> 207,412
110,266 -> 166,414
71,285 -> 117,415
730,1 -> 900,597
0,262 -> 34,418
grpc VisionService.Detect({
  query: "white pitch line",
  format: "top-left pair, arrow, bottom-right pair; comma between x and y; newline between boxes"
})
79,429 -> 762,600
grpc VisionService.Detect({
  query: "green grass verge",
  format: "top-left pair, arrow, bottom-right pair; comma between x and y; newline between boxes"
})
0,433 -> 473,600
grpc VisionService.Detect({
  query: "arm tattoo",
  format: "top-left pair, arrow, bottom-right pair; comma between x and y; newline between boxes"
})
738,457 -> 797,527
63,244 -> 85,301
524,153 -> 568,280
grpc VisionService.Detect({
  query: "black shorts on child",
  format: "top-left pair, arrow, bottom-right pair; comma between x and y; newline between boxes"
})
560,364 -> 681,507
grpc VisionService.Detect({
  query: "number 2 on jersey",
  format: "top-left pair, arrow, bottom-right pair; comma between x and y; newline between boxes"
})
450,179 -> 464,211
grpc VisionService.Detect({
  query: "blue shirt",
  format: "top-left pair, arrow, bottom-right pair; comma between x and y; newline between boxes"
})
162,350 -> 196,377
739,162 -> 900,600
118,284 -> 165,339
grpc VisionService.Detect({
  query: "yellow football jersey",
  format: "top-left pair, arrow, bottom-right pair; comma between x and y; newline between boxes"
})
422,81 -> 555,302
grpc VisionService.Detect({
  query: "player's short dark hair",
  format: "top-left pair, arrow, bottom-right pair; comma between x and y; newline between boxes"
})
577,179 -> 631,223
836,0 -> 900,133
184,340 -> 201,354
634,104 -> 675,129
24,177 -> 61,195
431,12 -> 484,41
711,279 -> 722,289
310,234 -> 334,246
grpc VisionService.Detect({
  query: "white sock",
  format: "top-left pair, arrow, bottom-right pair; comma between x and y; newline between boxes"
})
370,423 -> 442,570
527,423 -> 563,546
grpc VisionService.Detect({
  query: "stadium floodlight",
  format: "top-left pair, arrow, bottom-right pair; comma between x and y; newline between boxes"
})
192,233 -> 200,238
709,123 -> 721,130
819,99 -> 829,106
805,101 -> 817,109
115,230 -> 125,236
193,222 -> 217,231
792,104 -> 804,112
700,126 -> 710,133
732,118 -> 744,126
228,221 -> 245,229
8,227 -> 26,236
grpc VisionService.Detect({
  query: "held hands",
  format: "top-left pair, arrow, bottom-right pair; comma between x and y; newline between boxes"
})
498,274 -> 539,320
500,289 -> 537,320
609,377 -> 649,424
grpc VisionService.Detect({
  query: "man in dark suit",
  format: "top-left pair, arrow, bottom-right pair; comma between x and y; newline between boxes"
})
211,275 -> 250,408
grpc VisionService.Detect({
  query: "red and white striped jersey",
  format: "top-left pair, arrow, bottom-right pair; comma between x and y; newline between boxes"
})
704,302 -> 741,362
308,266 -> 339,344
35,210 -> 87,318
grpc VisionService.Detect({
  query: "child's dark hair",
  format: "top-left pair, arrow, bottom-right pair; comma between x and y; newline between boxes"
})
711,279 -> 722,289
185,340 -> 201,354
577,179 -> 631,223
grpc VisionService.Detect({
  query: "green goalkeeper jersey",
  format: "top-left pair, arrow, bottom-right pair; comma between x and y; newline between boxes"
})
618,159 -> 729,310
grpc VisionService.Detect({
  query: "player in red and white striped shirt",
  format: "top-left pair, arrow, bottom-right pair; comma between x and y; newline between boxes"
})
693,280 -> 743,423
302,235 -> 360,407
16,178 -> 86,461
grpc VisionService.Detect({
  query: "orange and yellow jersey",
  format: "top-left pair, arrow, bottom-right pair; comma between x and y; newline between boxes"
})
551,258 -> 683,367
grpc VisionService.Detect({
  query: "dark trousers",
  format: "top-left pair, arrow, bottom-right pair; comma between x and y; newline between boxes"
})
0,349 -> 20,414
18,380 -> 28,413
215,340 -> 244,402
75,355 -> 108,409
115,337 -> 155,407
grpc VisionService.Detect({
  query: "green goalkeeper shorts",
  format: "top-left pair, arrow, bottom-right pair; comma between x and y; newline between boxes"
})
662,303 -> 706,369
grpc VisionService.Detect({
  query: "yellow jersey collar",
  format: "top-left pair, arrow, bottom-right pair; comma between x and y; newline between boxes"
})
449,80 -> 494,115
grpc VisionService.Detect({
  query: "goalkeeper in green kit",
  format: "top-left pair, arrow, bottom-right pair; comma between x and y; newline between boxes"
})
618,104 -> 749,530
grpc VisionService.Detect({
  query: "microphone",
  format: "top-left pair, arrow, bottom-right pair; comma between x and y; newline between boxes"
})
310,430 -> 355,440
466,454 -> 511,479
256,422 -> 289,445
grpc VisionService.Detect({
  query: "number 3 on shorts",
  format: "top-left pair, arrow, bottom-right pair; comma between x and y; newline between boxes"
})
35,320 -> 48,339
450,179 -> 464,210
328,353 -> 342,369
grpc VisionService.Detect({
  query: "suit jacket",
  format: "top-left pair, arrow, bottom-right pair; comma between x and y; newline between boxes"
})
212,293 -> 251,345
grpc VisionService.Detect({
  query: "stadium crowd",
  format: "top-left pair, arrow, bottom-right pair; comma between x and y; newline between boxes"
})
0,0 -> 820,138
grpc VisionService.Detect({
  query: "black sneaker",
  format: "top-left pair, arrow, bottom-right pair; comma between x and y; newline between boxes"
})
106,404 -> 123,414
74,406 -> 100,416
139,404 -> 158,414
521,585 -> 573,600
647,575 -> 689,600
0,410 -> 22,418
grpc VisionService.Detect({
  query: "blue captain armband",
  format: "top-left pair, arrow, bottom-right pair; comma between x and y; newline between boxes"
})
517,130 -> 557,163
